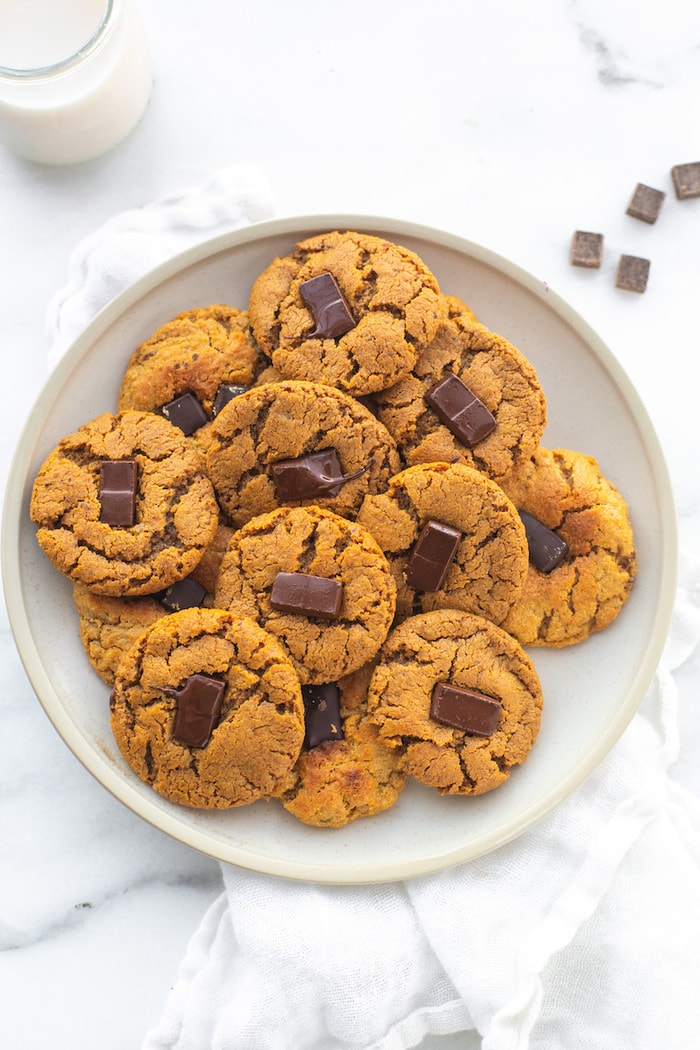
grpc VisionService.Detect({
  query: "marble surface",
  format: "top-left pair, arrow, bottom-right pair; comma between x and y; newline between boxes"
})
1,1 -> 699,1046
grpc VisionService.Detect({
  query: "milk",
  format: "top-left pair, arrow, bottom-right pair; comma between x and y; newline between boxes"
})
0,0 -> 152,164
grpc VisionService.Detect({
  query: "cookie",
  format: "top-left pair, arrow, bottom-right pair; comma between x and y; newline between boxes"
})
29,410 -> 219,596
248,230 -> 445,396
368,609 -> 543,795
215,505 -> 396,685
109,607 -> 304,809
278,661 -> 406,827
499,447 -> 637,646
373,295 -> 547,482
206,379 -> 401,528
357,461 -> 528,624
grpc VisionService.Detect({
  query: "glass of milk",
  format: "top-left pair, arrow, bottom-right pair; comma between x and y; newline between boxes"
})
0,0 -> 152,164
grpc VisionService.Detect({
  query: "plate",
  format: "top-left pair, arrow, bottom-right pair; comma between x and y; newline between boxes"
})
2,215 -> 678,883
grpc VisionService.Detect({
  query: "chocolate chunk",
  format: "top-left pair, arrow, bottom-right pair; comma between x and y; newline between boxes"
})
570,231 -> 604,268
671,162 -> 700,200
299,272 -> 356,339
159,576 -> 207,612
170,673 -> 225,748
615,254 -> 650,293
212,384 -> 247,417
302,683 -> 344,748
405,519 -> 462,592
518,509 -> 569,573
99,460 -> 137,527
626,183 -> 665,224
161,392 -> 208,435
270,571 -> 343,620
430,681 -> 501,737
271,448 -> 366,501
425,374 -> 496,447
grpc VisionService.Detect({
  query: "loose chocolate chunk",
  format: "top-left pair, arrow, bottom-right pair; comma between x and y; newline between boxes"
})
161,392 -> 208,435
426,374 -> 496,447
518,509 -> 569,573
430,681 -> 501,737
159,576 -> 207,612
671,162 -> 700,200
212,383 -> 247,417
302,683 -> 344,748
615,254 -> 650,293
270,571 -> 343,620
626,183 -> 665,224
299,272 -> 356,339
570,231 -> 604,268
170,673 -> 225,748
270,448 -> 366,501
99,460 -> 137,527
405,519 -> 462,592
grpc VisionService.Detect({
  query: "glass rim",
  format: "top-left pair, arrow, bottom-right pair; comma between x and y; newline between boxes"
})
0,0 -> 115,79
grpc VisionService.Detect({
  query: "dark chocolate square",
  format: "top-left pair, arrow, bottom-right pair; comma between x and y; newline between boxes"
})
615,254 -> 650,293
570,231 -> 604,268
430,681 -> 501,737
626,183 -> 665,224
671,162 -> 700,200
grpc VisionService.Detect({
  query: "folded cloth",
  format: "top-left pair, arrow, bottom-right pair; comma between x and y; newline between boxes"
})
46,173 -> 700,1050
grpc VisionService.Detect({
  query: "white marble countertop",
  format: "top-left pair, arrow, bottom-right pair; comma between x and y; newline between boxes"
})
1,1 -> 699,1047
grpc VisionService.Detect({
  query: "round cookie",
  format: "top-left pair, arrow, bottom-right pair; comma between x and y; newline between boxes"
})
368,609 -> 543,796
206,379 -> 401,528
215,505 -> 396,685
248,230 -> 445,396
278,661 -> 406,828
357,461 -> 528,624
30,410 -> 219,596
373,295 -> 547,482
499,447 -> 637,646
109,607 -> 305,809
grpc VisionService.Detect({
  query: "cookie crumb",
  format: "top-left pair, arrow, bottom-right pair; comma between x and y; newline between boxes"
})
570,231 -> 603,268
615,254 -> 650,294
671,162 -> 700,200
626,183 -> 665,224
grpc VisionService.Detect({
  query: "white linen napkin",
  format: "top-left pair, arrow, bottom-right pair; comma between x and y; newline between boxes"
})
45,169 -> 700,1050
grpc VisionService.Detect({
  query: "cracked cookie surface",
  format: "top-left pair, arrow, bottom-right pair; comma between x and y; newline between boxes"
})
29,410 -> 219,596
109,607 -> 304,808
368,609 -> 543,795
248,230 -> 445,396
373,295 -> 546,481
499,447 -> 637,646
215,505 -> 396,685
278,661 -> 406,828
357,461 -> 528,624
206,379 -> 401,527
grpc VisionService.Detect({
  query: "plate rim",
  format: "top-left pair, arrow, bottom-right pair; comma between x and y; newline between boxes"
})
2,213 -> 679,883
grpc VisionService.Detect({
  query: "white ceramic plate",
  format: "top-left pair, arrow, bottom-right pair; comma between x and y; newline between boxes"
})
2,215 -> 678,883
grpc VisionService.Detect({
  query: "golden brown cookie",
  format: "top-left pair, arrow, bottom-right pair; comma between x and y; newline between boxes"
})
117,304 -> 264,449
109,607 -> 304,809
368,609 -> 543,796
215,505 -> 396,685
248,230 -> 445,396
206,379 -> 401,528
499,447 -> 637,646
29,410 -> 219,596
373,295 -> 547,482
357,461 -> 528,624
278,661 -> 406,828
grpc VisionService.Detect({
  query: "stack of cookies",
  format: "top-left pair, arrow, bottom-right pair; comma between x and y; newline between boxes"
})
29,230 -> 637,827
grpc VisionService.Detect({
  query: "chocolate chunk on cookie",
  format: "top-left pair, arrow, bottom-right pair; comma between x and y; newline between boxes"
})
368,609 -> 543,796
357,461 -> 528,624
499,447 -> 637,646
206,379 -> 401,527
109,607 -> 304,808
30,410 -> 219,596
373,295 -> 546,481
248,230 -> 445,396
215,505 -> 396,685
278,661 -> 406,827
